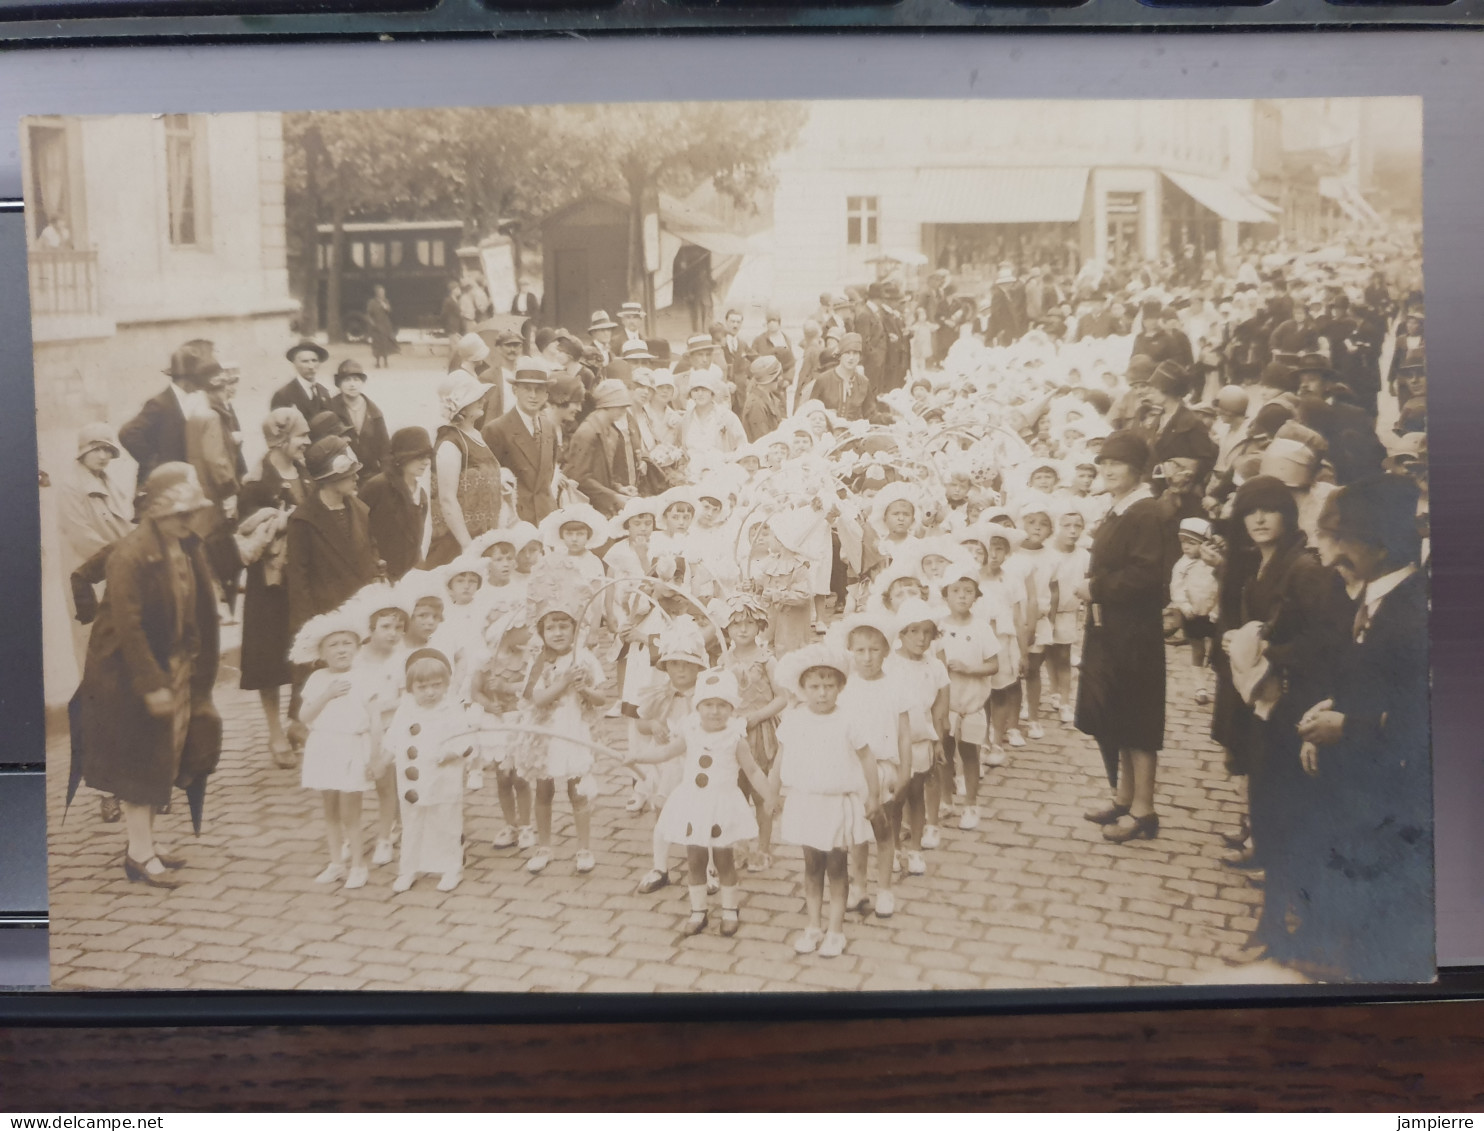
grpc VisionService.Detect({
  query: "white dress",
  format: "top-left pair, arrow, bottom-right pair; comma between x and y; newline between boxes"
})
300,667 -> 378,793
837,673 -> 908,795
776,706 -> 873,851
513,648 -> 605,784
937,614 -> 999,747
885,651 -> 950,774
654,717 -> 759,848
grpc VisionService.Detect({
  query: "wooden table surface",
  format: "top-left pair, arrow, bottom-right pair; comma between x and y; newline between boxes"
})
5,998 -> 1484,1109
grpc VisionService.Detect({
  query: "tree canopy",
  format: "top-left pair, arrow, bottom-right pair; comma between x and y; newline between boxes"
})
283,101 -> 808,335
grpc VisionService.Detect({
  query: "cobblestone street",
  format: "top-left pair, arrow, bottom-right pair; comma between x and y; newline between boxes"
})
46,641 -> 1276,993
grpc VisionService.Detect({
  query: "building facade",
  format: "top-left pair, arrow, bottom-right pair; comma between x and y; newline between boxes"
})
26,111 -> 297,432
25,111 -> 297,702
765,99 -> 1381,315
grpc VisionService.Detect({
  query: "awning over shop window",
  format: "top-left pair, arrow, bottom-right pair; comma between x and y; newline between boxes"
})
669,227 -> 751,257
916,167 -> 1090,225
1319,177 -> 1383,226
1162,170 -> 1274,225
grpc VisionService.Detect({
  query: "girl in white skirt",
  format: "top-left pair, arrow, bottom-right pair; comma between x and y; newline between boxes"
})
388,648 -> 478,893
293,609 -> 385,891
634,669 -> 775,938
768,643 -> 881,958
935,564 -> 1000,832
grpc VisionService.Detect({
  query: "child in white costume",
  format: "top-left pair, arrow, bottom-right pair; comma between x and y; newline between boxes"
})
630,616 -> 708,895
935,564 -> 1000,832
388,648 -> 477,893
294,608 -> 384,891
347,585 -> 412,868
769,643 -> 880,959
836,610 -> 913,919
887,598 -> 951,876
633,668 -> 775,938
469,609 -> 535,851
513,600 -> 610,876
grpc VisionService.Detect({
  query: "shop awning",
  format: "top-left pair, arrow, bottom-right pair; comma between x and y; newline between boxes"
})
1162,170 -> 1274,225
668,226 -> 751,257
1319,177 -> 1383,226
916,167 -> 1090,225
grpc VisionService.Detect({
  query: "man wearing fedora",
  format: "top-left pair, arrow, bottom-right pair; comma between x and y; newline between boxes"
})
588,310 -> 618,368
609,338 -> 656,390
985,263 -> 1025,346
616,301 -> 648,350
119,340 -> 219,514
855,284 -> 887,397
484,357 -> 560,524
271,340 -> 334,423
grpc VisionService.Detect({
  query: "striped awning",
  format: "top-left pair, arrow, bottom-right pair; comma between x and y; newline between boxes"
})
915,167 -> 1091,225
1162,170 -> 1274,225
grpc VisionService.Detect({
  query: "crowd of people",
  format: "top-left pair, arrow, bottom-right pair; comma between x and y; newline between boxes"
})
58,231 -> 1432,980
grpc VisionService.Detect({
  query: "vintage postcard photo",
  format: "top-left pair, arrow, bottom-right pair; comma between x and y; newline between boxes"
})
31,97 -> 1431,992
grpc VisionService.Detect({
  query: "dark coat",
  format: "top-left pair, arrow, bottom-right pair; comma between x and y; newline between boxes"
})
855,304 -> 887,386
237,459 -> 305,691
1075,494 -> 1167,758
563,414 -> 632,517
79,520 -> 220,808
359,469 -> 428,582
285,489 -> 379,635
331,392 -> 391,482
484,407 -> 558,524
986,284 -> 1024,345
270,377 -> 334,423
813,367 -> 846,416
740,382 -> 785,443
1152,402 -> 1219,485
1309,568 -> 1433,980
118,387 -> 188,497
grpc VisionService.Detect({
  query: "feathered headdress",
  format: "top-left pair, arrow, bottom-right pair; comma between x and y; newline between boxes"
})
656,614 -> 709,667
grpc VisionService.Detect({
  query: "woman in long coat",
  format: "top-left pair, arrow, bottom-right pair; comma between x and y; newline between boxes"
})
239,408 -> 310,767
359,426 -> 433,581
1075,430 -> 1168,843
365,284 -> 398,368
1222,475 -> 1350,962
79,463 -> 220,888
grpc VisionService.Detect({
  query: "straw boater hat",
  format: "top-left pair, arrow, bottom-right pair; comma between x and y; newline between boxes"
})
1178,517 -> 1213,542
618,340 -> 656,362
513,356 -> 552,386
619,301 -> 645,318
588,310 -> 618,332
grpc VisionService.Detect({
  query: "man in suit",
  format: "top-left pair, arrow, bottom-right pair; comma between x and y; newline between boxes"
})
1299,474 -> 1431,982
985,265 -> 1025,346
484,357 -> 559,524
270,340 -> 334,422
510,277 -> 541,322
718,309 -> 753,400
588,310 -> 618,368
855,284 -> 887,399
118,339 -> 219,513
562,379 -> 638,517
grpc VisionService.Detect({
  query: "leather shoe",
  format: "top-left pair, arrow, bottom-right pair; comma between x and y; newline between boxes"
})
124,856 -> 182,888
1221,846 -> 1262,870
1083,803 -> 1130,826
154,853 -> 188,870
1103,813 -> 1160,843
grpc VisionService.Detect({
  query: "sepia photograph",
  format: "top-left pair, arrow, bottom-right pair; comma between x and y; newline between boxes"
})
31,96 -> 1431,994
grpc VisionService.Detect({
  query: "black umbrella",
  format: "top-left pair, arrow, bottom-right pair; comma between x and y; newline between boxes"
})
62,690 -> 86,825
174,706 -> 223,835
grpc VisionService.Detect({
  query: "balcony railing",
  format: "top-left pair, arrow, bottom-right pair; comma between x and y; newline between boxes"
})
29,247 -> 99,317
